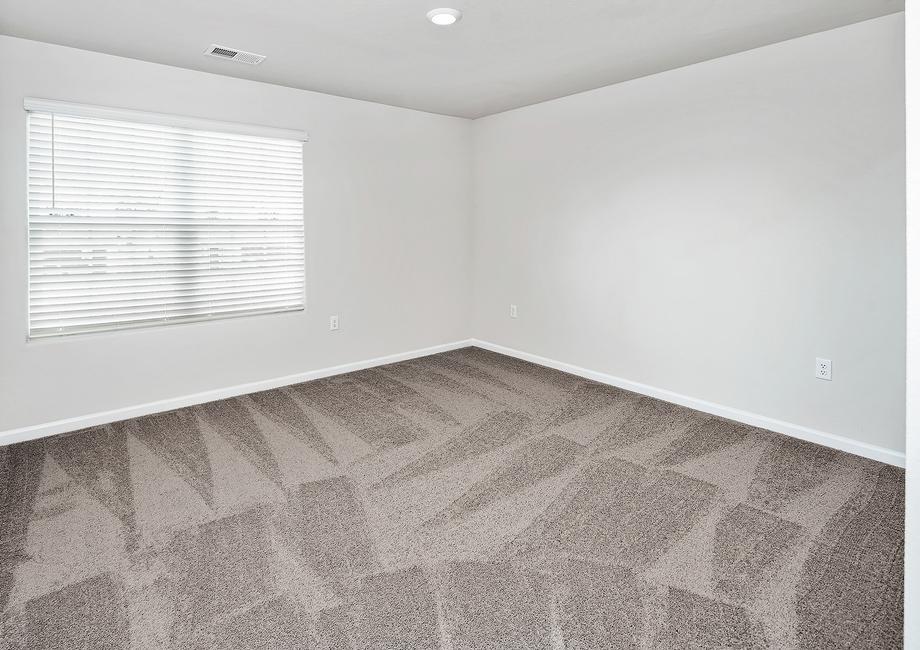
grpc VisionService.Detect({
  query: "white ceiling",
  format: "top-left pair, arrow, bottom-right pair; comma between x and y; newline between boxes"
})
0,0 -> 903,118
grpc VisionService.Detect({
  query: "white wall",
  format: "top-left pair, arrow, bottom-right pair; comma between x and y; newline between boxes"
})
905,0 -> 918,644
0,16 -> 907,463
0,35 -> 472,433
472,15 -> 905,454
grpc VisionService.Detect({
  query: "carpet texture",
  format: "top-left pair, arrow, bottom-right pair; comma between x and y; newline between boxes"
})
0,347 -> 904,649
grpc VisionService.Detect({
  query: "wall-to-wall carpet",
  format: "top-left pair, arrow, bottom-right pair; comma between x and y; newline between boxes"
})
0,347 -> 904,648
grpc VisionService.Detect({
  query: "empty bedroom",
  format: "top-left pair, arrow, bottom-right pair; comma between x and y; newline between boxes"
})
0,1 -> 916,648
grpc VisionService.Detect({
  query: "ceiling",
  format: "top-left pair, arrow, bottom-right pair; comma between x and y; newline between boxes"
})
0,0 -> 903,118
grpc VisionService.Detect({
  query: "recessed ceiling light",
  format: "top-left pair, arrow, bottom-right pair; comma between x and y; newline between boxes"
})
426,8 -> 462,26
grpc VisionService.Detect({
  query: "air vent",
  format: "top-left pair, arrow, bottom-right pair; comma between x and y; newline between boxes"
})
204,44 -> 266,65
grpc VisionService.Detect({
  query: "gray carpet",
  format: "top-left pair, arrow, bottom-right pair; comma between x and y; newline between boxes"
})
0,347 -> 904,649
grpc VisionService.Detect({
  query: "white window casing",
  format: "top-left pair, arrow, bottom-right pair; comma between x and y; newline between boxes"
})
25,98 -> 307,338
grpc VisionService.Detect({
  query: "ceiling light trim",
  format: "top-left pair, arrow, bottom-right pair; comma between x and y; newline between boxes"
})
426,8 -> 462,26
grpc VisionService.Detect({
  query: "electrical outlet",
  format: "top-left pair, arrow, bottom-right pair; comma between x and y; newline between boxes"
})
815,357 -> 832,381
329,314 -> 340,331
510,304 -> 518,319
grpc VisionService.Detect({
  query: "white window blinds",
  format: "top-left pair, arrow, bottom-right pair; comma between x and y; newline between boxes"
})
26,99 -> 305,338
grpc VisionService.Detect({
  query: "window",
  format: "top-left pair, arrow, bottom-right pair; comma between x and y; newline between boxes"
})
26,99 -> 305,338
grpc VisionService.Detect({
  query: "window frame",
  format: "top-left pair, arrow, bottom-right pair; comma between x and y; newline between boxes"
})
24,98 -> 308,340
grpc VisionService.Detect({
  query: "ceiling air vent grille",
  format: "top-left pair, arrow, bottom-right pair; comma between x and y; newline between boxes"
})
204,44 -> 266,65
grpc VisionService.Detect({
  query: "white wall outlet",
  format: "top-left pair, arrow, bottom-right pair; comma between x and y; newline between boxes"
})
815,357 -> 832,381
329,314 -> 340,331
510,304 -> 518,318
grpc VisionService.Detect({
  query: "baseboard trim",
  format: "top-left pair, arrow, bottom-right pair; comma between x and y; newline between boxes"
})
3,337 -> 905,467
472,339 -> 905,468
0,339 -> 475,447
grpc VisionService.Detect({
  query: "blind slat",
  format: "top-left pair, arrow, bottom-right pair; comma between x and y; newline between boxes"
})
31,279 -> 304,301
30,286 -> 304,313
31,269 -> 304,286
28,108 -> 305,338
30,298 -> 302,328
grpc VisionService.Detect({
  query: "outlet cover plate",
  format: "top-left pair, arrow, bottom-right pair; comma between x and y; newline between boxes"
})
815,357 -> 832,381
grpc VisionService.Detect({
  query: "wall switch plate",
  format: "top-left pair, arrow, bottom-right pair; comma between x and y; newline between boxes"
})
510,304 -> 518,318
329,314 -> 340,331
815,357 -> 832,381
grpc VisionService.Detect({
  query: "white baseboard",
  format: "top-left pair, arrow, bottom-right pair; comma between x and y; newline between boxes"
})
472,339 -> 905,468
0,339 -> 475,447
2,336 -> 905,468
